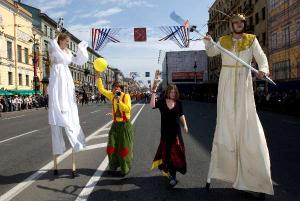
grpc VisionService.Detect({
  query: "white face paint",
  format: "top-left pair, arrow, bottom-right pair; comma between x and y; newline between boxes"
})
232,20 -> 245,34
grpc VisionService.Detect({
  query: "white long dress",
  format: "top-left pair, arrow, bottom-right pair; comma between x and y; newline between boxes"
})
204,34 -> 274,195
48,39 -> 88,155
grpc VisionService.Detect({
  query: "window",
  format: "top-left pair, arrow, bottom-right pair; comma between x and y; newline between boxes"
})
26,75 -> 29,86
271,32 -> 277,49
24,48 -> 29,64
297,21 -> 300,41
298,62 -> 300,78
262,7 -> 266,20
44,25 -> 48,36
249,16 -> 253,26
270,0 -> 276,9
19,73 -> 22,86
49,28 -> 53,38
255,12 -> 259,24
262,32 -> 266,46
8,72 -> 13,85
7,41 -> 13,60
17,45 -> 22,63
44,40 -> 48,52
273,60 -> 290,80
282,26 -> 290,46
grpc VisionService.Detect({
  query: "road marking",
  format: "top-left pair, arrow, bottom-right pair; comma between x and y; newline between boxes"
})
0,130 -> 39,144
84,143 -> 107,151
1,115 -> 25,120
282,120 -> 300,125
0,104 -> 140,201
90,110 -> 101,114
76,104 -> 145,201
75,157 -> 109,201
89,134 -> 109,140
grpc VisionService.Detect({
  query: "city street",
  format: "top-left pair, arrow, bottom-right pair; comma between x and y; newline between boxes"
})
0,102 -> 299,201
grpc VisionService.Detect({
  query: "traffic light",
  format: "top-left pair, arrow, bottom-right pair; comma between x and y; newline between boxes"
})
145,72 -> 150,77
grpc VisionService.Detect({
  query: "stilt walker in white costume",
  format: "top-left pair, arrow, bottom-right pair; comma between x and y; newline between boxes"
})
204,14 -> 274,198
48,21 -> 88,177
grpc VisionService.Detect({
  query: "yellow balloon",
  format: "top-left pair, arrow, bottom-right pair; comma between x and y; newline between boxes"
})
93,58 -> 108,72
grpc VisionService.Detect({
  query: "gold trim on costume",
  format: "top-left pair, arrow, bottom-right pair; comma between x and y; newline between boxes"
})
219,34 -> 256,52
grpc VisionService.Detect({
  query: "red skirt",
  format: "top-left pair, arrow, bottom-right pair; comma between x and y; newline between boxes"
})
152,136 -> 187,175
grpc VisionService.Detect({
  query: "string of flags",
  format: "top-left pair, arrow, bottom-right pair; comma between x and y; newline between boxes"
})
91,28 -> 121,51
91,25 -> 190,51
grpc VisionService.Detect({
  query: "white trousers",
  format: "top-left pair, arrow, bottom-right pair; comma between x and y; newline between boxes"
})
50,125 -> 85,155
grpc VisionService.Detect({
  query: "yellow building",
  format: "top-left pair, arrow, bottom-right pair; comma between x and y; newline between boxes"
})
0,0 -> 42,92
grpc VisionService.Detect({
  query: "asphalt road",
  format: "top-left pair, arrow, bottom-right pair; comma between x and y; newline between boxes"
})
0,101 -> 299,201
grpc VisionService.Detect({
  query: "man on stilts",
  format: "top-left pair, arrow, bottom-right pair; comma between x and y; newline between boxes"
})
204,14 -> 274,198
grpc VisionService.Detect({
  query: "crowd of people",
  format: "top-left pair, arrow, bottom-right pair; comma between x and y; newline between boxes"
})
0,95 -> 48,115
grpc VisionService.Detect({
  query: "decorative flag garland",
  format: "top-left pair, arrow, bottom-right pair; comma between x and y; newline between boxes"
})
91,25 -> 190,51
91,28 -> 121,51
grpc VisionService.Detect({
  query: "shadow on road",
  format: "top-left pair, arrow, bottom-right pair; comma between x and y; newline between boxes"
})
183,101 -> 300,200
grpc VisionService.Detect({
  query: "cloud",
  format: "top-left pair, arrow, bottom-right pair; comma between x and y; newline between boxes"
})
78,7 -> 123,19
48,10 -> 67,19
24,0 -> 72,12
100,0 -> 154,8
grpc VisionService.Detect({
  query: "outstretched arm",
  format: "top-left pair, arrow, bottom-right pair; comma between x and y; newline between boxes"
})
95,74 -> 114,101
203,35 -> 221,57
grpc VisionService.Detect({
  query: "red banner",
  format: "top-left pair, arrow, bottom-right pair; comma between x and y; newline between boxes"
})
172,71 -> 203,82
134,28 -> 147,41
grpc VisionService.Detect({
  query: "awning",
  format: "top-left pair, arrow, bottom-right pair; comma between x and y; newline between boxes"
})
8,90 -> 42,95
0,89 -> 14,96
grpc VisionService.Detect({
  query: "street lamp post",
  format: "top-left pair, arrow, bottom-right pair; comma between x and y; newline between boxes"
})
194,52 -> 197,84
32,33 -> 38,95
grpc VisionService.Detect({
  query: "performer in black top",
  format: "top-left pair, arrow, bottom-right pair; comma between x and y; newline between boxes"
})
150,70 -> 189,187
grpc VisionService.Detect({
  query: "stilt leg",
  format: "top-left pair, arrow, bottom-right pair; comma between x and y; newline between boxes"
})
206,177 -> 211,191
259,193 -> 265,200
71,149 -> 78,178
53,155 -> 58,175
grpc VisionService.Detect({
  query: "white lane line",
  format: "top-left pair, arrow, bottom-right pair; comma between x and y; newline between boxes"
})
76,104 -> 145,201
0,130 -> 39,144
84,143 -> 107,151
90,110 -> 101,114
282,120 -> 300,125
89,134 -> 109,140
0,120 -> 113,201
1,115 -> 25,120
75,157 -> 109,201
0,104 -> 140,201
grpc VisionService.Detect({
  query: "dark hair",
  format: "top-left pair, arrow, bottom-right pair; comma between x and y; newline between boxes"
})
112,81 -> 123,90
164,84 -> 179,100
57,33 -> 69,46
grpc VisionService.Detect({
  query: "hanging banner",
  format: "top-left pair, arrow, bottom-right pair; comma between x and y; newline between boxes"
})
134,28 -> 147,41
91,28 -> 121,51
159,26 -> 190,48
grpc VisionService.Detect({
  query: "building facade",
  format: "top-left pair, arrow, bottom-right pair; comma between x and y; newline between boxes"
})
18,2 -> 102,95
161,50 -> 208,88
268,0 -> 300,81
0,0 -> 42,91
207,0 -> 267,82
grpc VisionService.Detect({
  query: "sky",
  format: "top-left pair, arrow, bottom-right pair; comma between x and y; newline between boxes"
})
23,0 -> 215,85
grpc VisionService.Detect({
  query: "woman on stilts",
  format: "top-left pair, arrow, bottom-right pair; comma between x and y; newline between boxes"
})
48,31 -> 88,177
